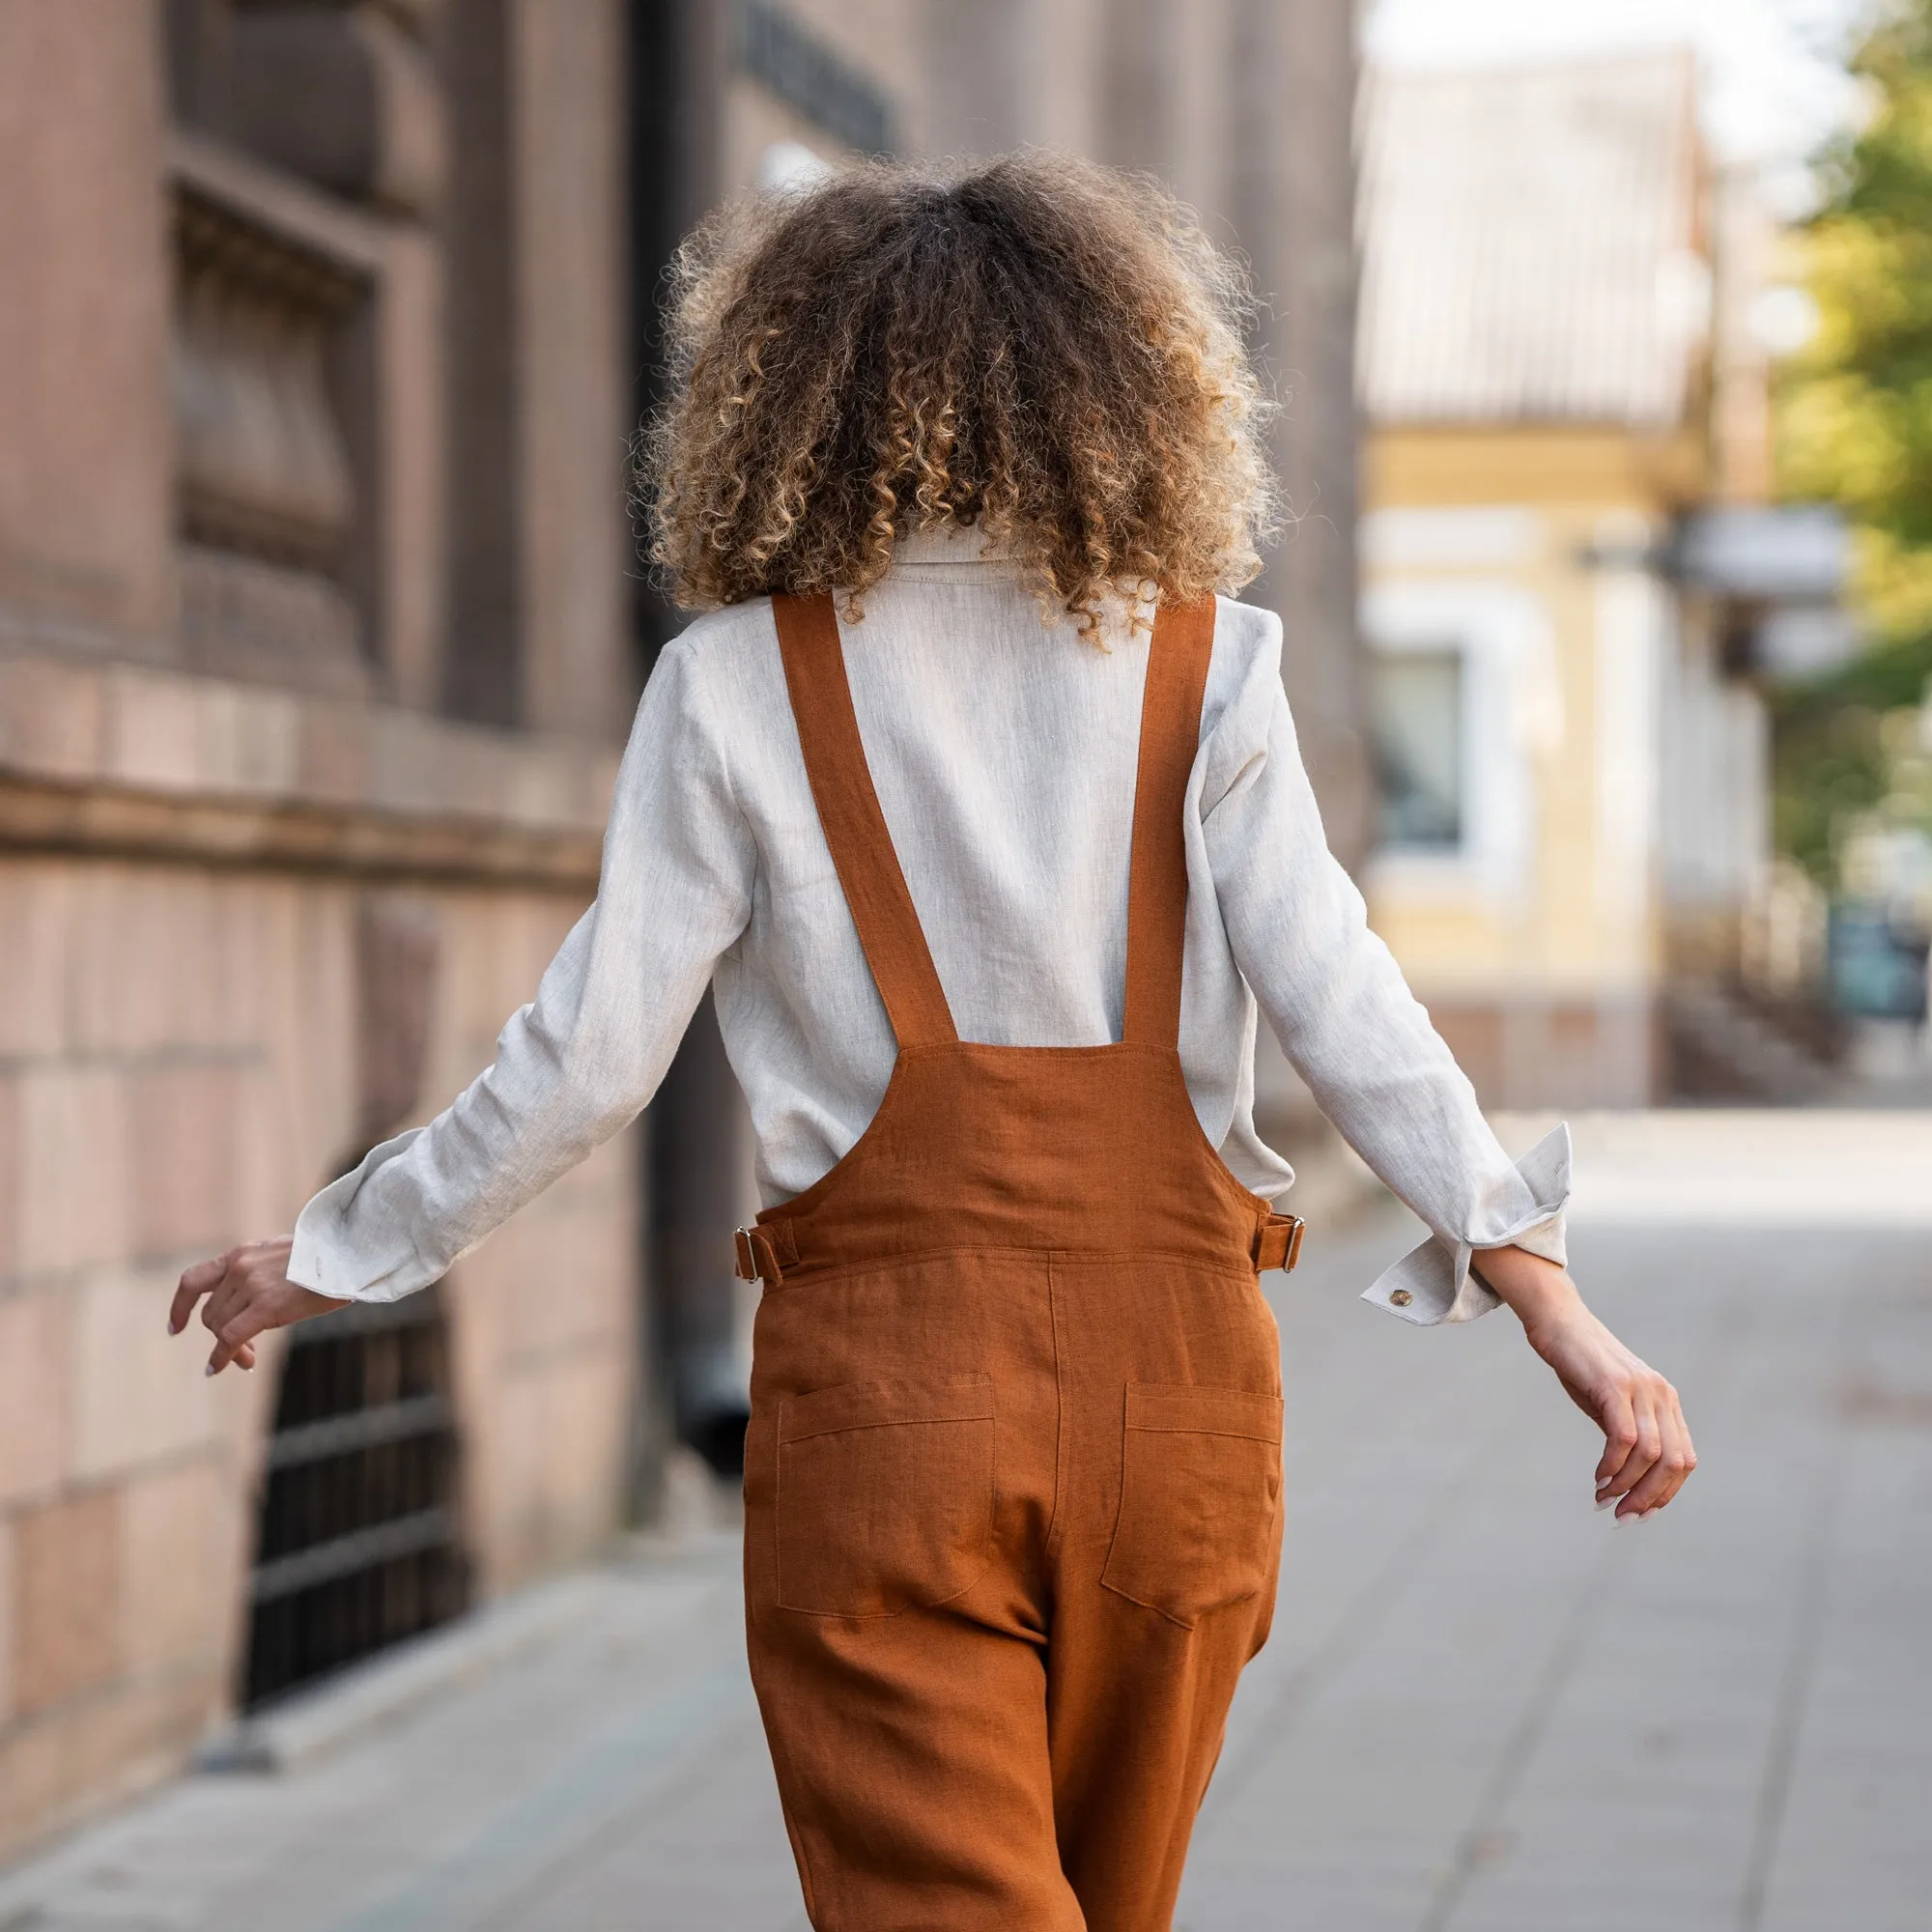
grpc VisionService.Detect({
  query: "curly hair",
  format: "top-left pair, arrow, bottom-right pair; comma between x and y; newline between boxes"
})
637,151 -> 1279,633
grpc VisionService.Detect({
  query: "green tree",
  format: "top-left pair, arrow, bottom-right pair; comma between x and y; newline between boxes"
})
1776,0 -> 1932,883
1769,631 -> 1932,881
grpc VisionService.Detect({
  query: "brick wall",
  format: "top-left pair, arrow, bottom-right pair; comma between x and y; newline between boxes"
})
0,655 -> 639,1859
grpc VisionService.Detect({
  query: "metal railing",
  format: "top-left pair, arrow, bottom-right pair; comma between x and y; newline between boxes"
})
242,1285 -> 468,1708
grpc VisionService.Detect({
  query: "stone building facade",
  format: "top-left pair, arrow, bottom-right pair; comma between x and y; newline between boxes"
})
1,0 -> 638,1856
0,0 -> 1359,1858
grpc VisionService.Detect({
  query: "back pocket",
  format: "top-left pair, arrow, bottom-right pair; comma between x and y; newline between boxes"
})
777,1375 -> 995,1617
1101,1382 -> 1283,1628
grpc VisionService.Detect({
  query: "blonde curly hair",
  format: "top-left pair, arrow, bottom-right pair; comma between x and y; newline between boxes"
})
638,151 -> 1279,632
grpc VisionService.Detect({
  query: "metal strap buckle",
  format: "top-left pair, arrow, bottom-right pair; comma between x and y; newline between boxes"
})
733,1228 -> 760,1284
1255,1213 -> 1305,1273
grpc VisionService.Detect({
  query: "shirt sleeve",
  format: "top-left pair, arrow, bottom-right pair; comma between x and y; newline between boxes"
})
287,635 -> 754,1302
1202,613 -> 1571,1324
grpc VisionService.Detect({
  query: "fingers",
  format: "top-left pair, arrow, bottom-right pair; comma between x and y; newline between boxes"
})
169,1249 -> 235,1337
204,1267 -> 280,1376
1618,1387 -> 1696,1519
206,1297 -> 271,1377
200,1265 -> 249,1347
1594,1383 -> 1639,1497
182,1240 -> 286,1376
202,1252 -> 272,1375
1538,1299 -> 1696,1523
1602,1384 -> 1662,1517
1596,1374 -> 1695,1520
173,1252 -> 261,1375
196,1239 -> 331,1377
1597,1383 -> 1661,1512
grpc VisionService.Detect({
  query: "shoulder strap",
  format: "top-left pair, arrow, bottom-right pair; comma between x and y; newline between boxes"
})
772,592 -> 958,1050
1122,597 -> 1216,1048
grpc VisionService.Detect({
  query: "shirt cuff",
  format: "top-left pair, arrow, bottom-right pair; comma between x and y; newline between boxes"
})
1359,1122 -> 1572,1326
287,1127 -> 437,1304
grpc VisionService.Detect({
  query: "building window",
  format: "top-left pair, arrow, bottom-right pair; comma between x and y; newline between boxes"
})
244,1288 -> 468,1708
1372,646 -> 1464,849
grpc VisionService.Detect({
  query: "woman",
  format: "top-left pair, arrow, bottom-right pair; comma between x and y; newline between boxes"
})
170,154 -> 1693,1930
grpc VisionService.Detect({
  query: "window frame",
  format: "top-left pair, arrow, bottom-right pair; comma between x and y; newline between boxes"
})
1369,640 -> 1468,856
1362,581 -> 1556,907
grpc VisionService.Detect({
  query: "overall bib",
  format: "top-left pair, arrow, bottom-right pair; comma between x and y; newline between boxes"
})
738,590 -> 1303,1931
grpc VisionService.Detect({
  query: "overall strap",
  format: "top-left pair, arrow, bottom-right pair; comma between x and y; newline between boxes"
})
773,592 -> 958,1050
1122,597 -> 1216,1048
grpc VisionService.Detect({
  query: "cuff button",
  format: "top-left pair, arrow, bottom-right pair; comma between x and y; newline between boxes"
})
1390,1288 -> 1413,1307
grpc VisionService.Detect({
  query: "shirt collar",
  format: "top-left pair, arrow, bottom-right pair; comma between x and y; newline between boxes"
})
889,524 -> 1015,571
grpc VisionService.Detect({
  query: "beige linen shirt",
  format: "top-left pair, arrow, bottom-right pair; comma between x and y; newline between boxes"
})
290,530 -> 1570,1322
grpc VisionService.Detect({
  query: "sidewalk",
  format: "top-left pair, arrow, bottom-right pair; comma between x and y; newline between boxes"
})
3,1121 -> 1929,1930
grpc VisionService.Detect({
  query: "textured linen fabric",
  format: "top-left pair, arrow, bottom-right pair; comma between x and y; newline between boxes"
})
289,529 -> 1570,1321
740,583 -> 1283,1928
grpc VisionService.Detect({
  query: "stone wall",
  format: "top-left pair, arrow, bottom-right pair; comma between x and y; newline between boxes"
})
0,647 -> 639,1856
0,0 -> 643,1858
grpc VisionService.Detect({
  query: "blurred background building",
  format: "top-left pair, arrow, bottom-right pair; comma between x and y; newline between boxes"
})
1350,52 -> 1852,1108
0,0 -> 1362,1857
1,0 -> 639,1855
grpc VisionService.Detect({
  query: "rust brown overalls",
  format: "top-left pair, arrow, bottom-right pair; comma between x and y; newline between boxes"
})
736,591 -> 1304,1932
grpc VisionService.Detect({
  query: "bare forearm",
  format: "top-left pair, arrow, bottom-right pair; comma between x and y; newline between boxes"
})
1471,1241 -> 1583,1330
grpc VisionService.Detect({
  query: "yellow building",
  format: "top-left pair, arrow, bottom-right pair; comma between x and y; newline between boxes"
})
1353,53 -> 1787,1107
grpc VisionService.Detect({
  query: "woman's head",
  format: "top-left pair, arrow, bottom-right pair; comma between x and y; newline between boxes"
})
639,151 -> 1278,630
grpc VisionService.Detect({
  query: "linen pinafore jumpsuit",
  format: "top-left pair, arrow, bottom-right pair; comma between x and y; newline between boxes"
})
737,590 -> 1305,1932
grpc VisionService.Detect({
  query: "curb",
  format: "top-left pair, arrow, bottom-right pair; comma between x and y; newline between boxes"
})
193,1567 -> 611,1775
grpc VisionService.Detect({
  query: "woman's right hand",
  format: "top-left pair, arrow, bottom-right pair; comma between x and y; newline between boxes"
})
1474,1243 -> 1696,1521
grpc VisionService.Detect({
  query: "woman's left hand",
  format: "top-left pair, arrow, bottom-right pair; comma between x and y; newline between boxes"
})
1474,1243 -> 1696,1521
168,1237 -> 349,1377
